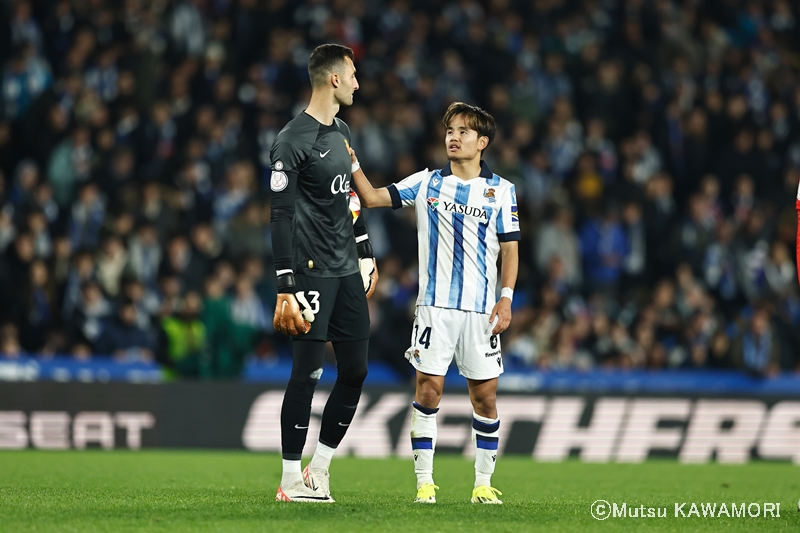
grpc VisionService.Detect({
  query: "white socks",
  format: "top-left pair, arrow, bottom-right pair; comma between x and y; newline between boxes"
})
281,459 -> 302,486
410,403 -> 501,489
281,442 -> 337,487
410,401 -> 439,488
472,412 -> 500,488
309,442 -> 336,471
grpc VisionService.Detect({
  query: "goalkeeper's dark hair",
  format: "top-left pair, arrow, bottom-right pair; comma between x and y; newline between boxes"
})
442,102 -> 497,149
308,44 -> 355,88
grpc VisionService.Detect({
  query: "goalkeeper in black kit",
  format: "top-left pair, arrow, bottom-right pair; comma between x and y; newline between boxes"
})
270,44 -> 377,503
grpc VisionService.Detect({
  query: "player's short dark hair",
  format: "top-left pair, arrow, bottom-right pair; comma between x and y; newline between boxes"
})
442,102 -> 497,149
308,44 -> 355,88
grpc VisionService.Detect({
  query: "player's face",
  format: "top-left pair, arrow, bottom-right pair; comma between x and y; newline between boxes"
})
445,114 -> 487,162
334,57 -> 359,106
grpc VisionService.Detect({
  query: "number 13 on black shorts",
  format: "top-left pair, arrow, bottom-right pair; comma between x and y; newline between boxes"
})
404,305 -> 503,380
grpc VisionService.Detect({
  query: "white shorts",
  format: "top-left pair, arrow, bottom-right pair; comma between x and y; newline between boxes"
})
404,306 -> 504,380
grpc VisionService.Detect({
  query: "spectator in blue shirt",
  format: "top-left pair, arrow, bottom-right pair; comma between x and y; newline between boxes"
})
95,299 -> 154,362
579,202 -> 628,300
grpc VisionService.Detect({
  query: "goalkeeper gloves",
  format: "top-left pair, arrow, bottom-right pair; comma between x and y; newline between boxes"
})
359,257 -> 375,293
274,272 -> 315,335
357,239 -> 376,295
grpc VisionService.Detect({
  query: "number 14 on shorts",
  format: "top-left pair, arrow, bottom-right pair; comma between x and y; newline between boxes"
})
414,325 -> 431,349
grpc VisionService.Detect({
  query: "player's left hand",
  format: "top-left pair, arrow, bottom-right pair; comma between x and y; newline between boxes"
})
488,298 -> 512,335
360,257 -> 378,298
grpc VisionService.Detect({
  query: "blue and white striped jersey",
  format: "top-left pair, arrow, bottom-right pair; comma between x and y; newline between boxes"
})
387,161 -> 520,315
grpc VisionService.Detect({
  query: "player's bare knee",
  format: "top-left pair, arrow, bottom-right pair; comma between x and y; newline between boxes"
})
416,390 -> 440,409
471,394 -> 497,418
416,380 -> 442,408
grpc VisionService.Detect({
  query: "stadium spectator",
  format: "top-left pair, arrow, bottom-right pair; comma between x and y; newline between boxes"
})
95,234 -> 127,297
731,306 -> 782,377
579,202 -> 627,299
157,291 -> 207,378
0,323 -> 22,358
200,274 -> 235,377
66,279 -> 111,350
48,126 -> 92,209
127,223 -> 161,288
227,201 -> 268,261
94,298 -> 154,361
535,206 -> 582,289
136,182 -> 177,244
17,258 -> 56,352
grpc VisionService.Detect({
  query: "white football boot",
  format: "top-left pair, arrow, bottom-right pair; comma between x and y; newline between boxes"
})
302,465 -> 332,500
275,478 -> 334,503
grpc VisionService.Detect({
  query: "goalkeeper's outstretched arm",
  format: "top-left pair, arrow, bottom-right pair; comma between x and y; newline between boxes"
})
348,148 -> 392,208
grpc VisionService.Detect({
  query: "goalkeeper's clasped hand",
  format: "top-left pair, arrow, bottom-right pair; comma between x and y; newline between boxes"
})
273,292 -> 315,336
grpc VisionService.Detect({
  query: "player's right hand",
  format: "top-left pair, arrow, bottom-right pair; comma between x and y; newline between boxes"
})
488,298 -> 512,335
273,293 -> 314,336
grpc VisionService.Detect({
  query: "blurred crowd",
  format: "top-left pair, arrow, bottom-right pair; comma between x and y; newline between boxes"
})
1,0 -> 799,379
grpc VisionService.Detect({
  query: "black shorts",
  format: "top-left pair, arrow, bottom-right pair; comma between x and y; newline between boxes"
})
293,271 -> 369,342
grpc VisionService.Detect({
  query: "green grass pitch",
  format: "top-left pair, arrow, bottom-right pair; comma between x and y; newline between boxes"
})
1,451 -> 799,532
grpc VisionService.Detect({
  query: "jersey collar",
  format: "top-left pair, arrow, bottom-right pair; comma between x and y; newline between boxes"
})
441,161 -> 496,182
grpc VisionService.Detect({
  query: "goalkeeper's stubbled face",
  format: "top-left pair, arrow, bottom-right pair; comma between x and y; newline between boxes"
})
335,57 -> 359,106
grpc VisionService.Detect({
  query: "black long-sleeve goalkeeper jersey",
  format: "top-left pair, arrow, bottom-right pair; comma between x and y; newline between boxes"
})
269,112 -> 366,281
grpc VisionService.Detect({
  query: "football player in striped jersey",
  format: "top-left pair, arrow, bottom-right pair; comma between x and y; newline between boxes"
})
350,102 -> 519,504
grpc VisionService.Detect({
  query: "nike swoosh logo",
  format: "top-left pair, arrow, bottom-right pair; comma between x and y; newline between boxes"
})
320,149 -> 331,158
432,179 -> 440,185
338,422 -> 350,427
295,424 -> 309,430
